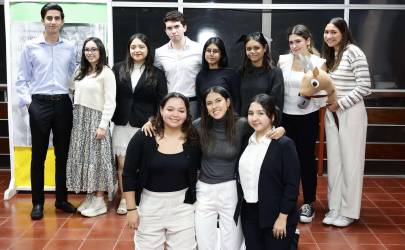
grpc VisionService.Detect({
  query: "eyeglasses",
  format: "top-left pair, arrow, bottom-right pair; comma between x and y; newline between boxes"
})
84,48 -> 99,53
205,48 -> 220,54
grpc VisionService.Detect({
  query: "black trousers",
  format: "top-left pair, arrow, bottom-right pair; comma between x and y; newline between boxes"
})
282,110 -> 319,204
241,201 -> 296,250
28,94 -> 73,206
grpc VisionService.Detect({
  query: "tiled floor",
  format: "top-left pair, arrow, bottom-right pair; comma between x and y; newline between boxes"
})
1,171 -> 405,250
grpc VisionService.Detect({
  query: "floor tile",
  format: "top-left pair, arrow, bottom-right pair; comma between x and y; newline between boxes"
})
80,239 -> 116,250
376,234 -> 405,245
361,215 -> 393,225
312,232 -> 347,244
87,228 -> 121,240
388,216 -> 405,225
9,239 -> 49,250
44,240 -> 83,250
21,227 -> 58,239
368,224 -> 403,234
373,200 -> 403,208
344,233 -> 380,245
350,245 -> 386,250
53,228 -> 90,240
114,241 -> 135,250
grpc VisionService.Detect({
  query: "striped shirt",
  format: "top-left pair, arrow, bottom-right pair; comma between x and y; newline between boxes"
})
329,44 -> 372,110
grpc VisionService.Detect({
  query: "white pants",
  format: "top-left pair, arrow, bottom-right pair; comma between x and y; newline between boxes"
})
135,189 -> 196,250
325,101 -> 367,219
195,180 -> 244,250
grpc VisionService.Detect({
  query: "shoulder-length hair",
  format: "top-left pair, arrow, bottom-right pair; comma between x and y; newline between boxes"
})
200,86 -> 236,152
241,32 -> 275,76
118,33 -> 158,86
201,37 -> 228,71
322,17 -> 355,72
152,92 -> 199,144
287,24 -> 319,56
75,37 -> 108,81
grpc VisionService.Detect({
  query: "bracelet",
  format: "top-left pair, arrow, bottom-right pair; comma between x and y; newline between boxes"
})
127,207 -> 137,212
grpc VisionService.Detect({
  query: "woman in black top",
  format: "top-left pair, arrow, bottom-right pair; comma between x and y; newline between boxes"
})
196,37 -> 240,115
239,32 -> 284,116
112,33 -> 167,215
123,92 -> 200,249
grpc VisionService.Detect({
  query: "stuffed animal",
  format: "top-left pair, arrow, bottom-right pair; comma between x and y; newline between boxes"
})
297,55 -> 336,109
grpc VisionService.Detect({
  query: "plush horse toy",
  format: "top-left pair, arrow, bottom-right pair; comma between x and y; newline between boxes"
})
297,55 -> 339,128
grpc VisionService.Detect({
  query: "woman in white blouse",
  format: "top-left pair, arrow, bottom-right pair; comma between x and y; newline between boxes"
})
237,93 -> 300,249
66,37 -> 116,217
278,24 -> 327,224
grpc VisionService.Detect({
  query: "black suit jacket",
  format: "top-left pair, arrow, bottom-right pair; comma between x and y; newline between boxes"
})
112,61 -> 167,127
235,135 -> 300,228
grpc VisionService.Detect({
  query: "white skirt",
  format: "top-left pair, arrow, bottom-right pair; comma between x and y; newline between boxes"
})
112,123 -> 140,156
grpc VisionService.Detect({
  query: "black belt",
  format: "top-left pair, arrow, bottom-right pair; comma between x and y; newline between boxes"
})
32,94 -> 68,101
188,96 -> 197,102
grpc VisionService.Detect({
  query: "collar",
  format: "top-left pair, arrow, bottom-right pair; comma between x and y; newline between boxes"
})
248,131 -> 272,146
168,36 -> 192,50
38,34 -> 63,45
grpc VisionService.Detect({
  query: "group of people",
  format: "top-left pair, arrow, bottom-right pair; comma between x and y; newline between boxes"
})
15,2 -> 371,250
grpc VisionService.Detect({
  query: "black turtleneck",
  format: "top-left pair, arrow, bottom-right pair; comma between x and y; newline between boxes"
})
239,66 -> 284,117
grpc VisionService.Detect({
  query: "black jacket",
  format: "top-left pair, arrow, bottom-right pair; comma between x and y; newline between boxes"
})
235,135 -> 300,228
123,131 -> 201,205
112,61 -> 167,127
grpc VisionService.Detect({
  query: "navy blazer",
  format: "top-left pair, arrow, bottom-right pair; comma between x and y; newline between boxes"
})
112,61 -> 167,127
235,135 -> 300,228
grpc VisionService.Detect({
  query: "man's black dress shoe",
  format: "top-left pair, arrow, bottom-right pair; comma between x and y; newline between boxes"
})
31,204 -> 44,220
55,201 -> 77,213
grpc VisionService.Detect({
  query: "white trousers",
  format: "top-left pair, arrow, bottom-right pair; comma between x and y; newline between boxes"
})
195,180 -> 244,250
325,101 -> 367,219
135,189 -> 196,250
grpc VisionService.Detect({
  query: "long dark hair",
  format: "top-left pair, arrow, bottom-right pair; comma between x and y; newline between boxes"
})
118,33 -> 157,86
249,94 -> 279,128
75,37 -> 108,81
241,32 -> 275,76
322,17 -> 355,72
200,86 -> 236,152
202,37 -> 228,71
152,92 -> 198,143
287,24 -> 319,55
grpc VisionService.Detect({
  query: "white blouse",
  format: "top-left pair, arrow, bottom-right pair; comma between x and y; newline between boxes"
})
239,132 -> 271,203
278,54 -> 326,115
131,63 -> 145,91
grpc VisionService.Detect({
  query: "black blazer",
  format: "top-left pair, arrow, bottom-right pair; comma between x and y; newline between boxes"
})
123,131 -> 201,205
235,135 -> 300,228
112,61 -> 168,127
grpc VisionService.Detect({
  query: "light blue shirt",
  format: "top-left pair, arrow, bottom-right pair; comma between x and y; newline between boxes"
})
15,35 -> 77,107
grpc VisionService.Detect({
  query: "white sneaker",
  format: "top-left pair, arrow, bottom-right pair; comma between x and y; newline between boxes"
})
332,216 -> 354,227
81,197 -> 107,217
77,194 -> 94,213
116,199 -> 127,215
322,210 -> 339,225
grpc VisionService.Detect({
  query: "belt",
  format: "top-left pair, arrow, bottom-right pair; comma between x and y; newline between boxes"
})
32,94 -> 68,101
188,96 -> 197,102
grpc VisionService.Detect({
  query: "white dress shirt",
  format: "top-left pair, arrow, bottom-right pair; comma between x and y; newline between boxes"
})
239,132 -> 272,203
131,63 -> 145,91
154,37 -> 202,97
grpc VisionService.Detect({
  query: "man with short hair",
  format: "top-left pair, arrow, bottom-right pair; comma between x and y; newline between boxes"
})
155,10 -> 202,118
15,2 -> 77,220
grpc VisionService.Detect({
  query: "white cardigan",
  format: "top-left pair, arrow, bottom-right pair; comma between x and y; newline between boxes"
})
72,66 -> 116,129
